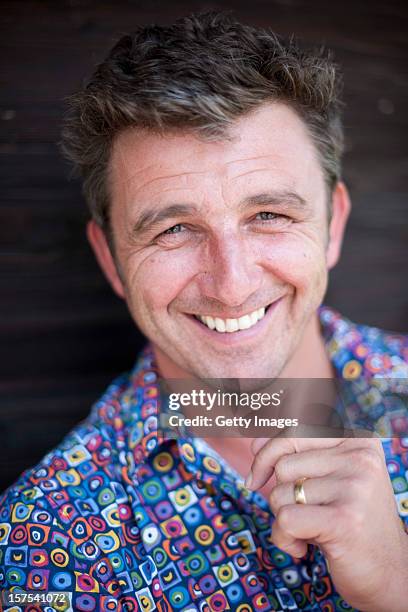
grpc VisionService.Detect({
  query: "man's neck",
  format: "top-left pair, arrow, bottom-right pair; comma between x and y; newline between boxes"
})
279,311 -> 335,379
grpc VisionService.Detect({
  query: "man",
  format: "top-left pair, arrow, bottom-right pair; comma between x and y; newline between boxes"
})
1,11 -> 407,611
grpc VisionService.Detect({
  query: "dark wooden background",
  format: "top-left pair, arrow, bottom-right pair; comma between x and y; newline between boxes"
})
1,0 -> 407,491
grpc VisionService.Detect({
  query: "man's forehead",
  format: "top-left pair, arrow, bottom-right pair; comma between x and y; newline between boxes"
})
110,103 -> 320,197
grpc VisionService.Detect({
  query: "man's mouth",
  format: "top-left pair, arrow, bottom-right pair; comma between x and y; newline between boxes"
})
194,305 -> 268,333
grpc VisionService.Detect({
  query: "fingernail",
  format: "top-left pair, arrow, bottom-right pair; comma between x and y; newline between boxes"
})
245,470 -> 253,489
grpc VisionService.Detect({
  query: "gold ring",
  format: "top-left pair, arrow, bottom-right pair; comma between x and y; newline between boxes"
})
294,477 -> 308,504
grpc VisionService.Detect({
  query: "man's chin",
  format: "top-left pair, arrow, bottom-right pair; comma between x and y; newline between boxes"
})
190,361 -> 283,384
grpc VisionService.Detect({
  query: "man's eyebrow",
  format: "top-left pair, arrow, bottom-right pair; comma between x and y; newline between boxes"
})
240,191 -> 307,209
131,203 -> 199,236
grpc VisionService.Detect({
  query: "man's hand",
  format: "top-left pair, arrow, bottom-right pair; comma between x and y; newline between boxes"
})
246,427 -> 408,611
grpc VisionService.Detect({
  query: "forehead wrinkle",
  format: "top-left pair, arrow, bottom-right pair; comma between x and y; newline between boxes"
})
111,135 -> 209,195
225,153 -> 278,166
228,167 -> 273,181
225,154 -> 285,181
122,169 -> 209,195
154,185 -> 197,197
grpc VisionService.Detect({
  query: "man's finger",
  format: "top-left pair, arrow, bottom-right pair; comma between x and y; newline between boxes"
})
272,504 -> 338,552
270,519 -> 308,558
268,475 -> 342,516
246,433 -> 345,490
267,446 -> 354,488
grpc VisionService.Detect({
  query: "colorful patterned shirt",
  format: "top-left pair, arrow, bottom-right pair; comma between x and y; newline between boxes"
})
0,306 -> 407,611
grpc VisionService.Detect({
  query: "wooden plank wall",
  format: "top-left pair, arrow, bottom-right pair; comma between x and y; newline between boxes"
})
1,0 -> 407,491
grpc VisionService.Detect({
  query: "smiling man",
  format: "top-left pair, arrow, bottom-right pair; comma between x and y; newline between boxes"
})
1,11 -> 407,612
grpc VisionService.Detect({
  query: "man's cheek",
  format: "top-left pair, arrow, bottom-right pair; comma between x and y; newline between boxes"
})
138,247 -> 200,283
136,283 -> 175,318
263,240 -> 324,285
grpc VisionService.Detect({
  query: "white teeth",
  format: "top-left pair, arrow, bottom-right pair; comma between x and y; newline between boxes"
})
250,311 -> 258,326
225,318 -> 239,333
237,314 -> 252,330
214,318 -> 226,333
205,315 -> 216,330
197,306 -> 268,333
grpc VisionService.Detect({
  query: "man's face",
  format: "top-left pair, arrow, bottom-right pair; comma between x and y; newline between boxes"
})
106,103 -> 338,379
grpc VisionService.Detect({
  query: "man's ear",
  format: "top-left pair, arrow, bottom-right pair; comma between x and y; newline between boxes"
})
86,219 -> 126,299
326,181 -> 351,270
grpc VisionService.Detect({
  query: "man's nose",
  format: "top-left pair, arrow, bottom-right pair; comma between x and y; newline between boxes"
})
197,233 -> 263,308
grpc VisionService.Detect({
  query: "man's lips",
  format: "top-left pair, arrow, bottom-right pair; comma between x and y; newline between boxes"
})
194,305 -> 267,333
185,297 -> 284,343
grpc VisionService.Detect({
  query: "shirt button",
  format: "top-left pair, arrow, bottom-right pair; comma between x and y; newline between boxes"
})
197,479 -> 217,496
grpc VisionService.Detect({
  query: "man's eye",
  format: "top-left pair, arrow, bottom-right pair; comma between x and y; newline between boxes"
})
256,212 -> 280,221
163,223 -> 185,234
154,223 -> 189,246
252,211 -> 292,231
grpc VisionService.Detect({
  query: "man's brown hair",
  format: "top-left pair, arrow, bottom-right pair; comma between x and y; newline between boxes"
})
61,11 -> 344,239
